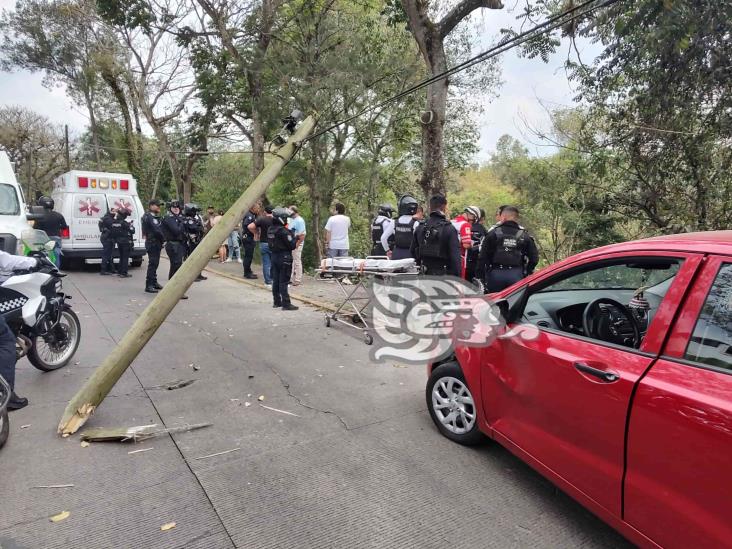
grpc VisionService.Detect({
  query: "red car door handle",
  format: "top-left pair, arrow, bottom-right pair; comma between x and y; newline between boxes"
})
574,362 -> 620,383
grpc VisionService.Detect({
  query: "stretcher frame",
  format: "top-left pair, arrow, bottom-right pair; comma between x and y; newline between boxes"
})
316,256 -> 419,345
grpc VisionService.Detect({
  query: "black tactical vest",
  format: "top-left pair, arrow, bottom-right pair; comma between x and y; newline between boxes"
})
394,218 -> 417,249
491,226 -> 525,267
371,217 -> 386,243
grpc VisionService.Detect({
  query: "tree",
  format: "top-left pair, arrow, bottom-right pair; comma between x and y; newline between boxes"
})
398,0 -> 503,196
0,0 -> 106,168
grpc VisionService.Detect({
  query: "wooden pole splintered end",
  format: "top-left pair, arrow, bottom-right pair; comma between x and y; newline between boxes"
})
57,116 -> 317,436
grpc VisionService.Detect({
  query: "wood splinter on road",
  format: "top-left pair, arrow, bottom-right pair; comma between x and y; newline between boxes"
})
57,115 -> 317,436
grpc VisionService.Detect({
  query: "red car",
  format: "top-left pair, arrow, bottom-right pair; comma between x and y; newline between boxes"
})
426,231 -> 732,549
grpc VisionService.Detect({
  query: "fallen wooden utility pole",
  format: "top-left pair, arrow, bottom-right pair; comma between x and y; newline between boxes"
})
58,115 -> 317,435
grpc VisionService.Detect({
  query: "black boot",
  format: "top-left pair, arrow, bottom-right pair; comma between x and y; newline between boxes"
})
282,303 -> 299,311
8,393 -> 28,411
153,282 -> 163,290
145,286 -> 159,293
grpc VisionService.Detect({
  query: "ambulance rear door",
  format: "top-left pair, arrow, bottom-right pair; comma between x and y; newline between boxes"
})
70,191 -> 105,249
106,194 -> 142,248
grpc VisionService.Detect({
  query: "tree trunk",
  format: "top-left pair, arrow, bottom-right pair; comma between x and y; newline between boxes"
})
83,88 -> 102,170
251,108 -> 265,179
101,69 -> 141,177
58,115 -> 317,435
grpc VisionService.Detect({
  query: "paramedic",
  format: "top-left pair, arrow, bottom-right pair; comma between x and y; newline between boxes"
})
142,199 -> 165,293
411,195 -> 461,276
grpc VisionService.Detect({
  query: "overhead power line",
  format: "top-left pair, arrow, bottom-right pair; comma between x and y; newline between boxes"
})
304,0 -> 621,143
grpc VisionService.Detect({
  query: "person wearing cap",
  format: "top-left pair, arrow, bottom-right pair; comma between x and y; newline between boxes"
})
99,206 -> 118,275
142,199 -> 165,293
248,206 -> 274,285
478,205 -> 539,292
466,208 -> 488,283
161,200 -> 189,299
451,206 -> 479,279
109,206 -> 135,278
288,205 -> 306,285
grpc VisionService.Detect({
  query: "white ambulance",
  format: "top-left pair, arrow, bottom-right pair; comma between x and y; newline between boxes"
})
0,151 -> 34,254
51,171 -> 146,267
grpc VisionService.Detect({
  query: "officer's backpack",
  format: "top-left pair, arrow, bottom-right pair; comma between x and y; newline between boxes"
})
420,217 -> 451,259
491,226 -> 525,267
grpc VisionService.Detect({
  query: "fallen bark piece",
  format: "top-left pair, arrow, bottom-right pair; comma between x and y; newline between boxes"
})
57,115 -> 317,436
145,379 -> 196,391
50,511 -> 70,522
194,447 -> 241,460
20,424 -> 31,429
80,422 -> 212,443
128,447 -> 154,455
257,395 -> 265,401
80,441 -> 90,448
34,484 -> 74,489
161,522 -> 176,532
259,404 -> 300,418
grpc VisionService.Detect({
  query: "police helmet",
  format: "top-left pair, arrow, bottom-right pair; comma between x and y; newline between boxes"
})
183,203 -> 200,216
169,200 -> 182,210
377,203 -> 394,218
272,207 -> 291,225
37,196 -> 54,210
464,206 -> 481,221
397,195 -> 418,216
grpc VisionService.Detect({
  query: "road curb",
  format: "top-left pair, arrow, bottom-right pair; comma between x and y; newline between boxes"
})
202,264 -> 339,313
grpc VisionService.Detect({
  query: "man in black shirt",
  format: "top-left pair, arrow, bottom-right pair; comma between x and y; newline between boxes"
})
109,208 -> 134,277
98,207 -> 117,275
248,206 -> 274,285
34,196 -> 68,268
268,207 -> 298,310
241,202 -> 260,279
161,200 -> 188,299
411,195 -> 461,276
141,199 -> 165,293
466,208 -> 488,282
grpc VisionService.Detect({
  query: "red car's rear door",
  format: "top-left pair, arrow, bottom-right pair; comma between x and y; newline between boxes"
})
625,256 -> 732,548
483,253 -> 701,518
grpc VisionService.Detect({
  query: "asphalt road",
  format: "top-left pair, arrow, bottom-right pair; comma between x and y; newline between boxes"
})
0,264 -> 632,549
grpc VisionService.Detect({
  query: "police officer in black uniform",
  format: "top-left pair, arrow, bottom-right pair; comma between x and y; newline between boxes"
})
99,207 -> 117,275
466,208 -> 488,282
392,195 -> 419,260
161,201 -> 188,298
183,203 -> 207,281
268,207 -> 298,311
370,204 -> 394,256
110,207 -> 134,277
478,205 -> 539,292
411,195 -> 461,276
241,202 -> 260,279
142,199 -> 165,293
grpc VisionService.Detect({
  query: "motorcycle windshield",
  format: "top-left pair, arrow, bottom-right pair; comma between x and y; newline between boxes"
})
21,229 -> 52,252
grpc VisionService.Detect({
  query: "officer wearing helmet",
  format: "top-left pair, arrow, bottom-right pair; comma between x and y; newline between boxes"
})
161,200 -> 188,297
267,207 -> 298,311
478,205 -> 539,292
392,195 -> 420,260
109,207 -> 135,277
33,196 -> 68,268
183,203 -> 206,281
142,199 -> 165,293
370,203 -> 395,256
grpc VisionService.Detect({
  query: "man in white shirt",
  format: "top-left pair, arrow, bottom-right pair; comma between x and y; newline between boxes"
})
0,250 -> 41,410
324,203 -> 351,258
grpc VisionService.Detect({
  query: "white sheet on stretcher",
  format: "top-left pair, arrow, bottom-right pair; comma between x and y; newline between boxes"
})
320,257 -> 416,273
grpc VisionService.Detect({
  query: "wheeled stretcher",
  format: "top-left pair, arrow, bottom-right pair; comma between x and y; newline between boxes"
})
317,256 -> 419,344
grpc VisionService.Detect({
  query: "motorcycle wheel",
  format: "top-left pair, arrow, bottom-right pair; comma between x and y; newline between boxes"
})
28,307 -> 82,372
0,408 -> 8,449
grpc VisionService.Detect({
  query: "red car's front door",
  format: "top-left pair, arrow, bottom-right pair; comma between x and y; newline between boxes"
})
482,254 -> 701,518
624,256 -> 732,548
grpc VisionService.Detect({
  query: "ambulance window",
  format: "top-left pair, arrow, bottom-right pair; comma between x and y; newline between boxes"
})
74,195 -> 104,218
0,184 -> 20,215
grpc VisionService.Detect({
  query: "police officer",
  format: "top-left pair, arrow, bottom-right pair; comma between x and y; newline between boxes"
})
370,204 -> 394,256
161,200 -> 188,298
33,196 -> 68,268
411,195 -> 461,276
466,208 -> 488,282
183,203 -> 207,281
99,207 -> 117,275
478,205 -> 539,292
110,207 -> 134,278
268,207 -> 299,311
142,199 -> 165,293
241,202 -> 260,279
392,195 -> 419,260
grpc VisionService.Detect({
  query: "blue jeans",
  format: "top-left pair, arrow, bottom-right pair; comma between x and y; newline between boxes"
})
327,248 -> 349,258
259,242 -> 272,283
227,232 -> 240,260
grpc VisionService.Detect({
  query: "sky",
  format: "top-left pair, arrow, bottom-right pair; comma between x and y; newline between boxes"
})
0,0 -> 601,161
